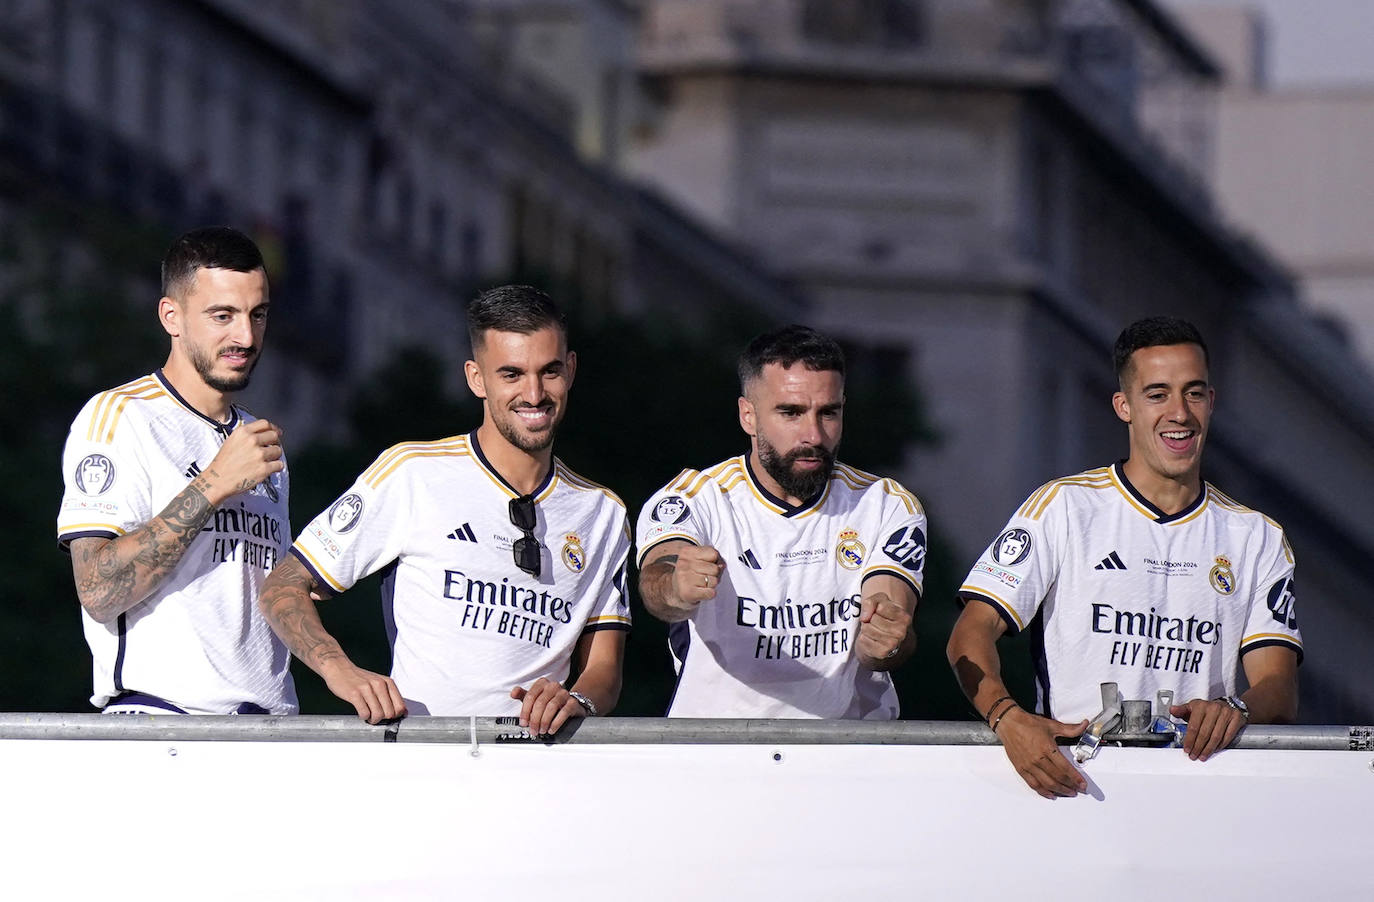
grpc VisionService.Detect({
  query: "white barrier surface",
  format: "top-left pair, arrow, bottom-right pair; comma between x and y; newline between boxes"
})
2,739 -> 1370,900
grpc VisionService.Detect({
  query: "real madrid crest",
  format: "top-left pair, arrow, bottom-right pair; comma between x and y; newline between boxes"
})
561,533 -> 587,573
835,528 -> 865,570
1209,555 -> 1236,595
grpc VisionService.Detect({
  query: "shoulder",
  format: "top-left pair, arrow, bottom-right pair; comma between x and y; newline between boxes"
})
1012,466 -> 1116,521
830,462 -> 924,516
358,435 -> 472,489
656,457 -> 747,501
1205,483 -> 1294,558
72,375 -> 167,444
553,459 -> 626,512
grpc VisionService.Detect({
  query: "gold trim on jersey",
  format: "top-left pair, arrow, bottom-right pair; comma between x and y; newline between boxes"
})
635,531 -> 697,565
59,523 -> 128,537
87,377 -> 165,444
363,436 -> 470,488
1241,631 -> 1303,649
586,613 -> 632,627
294,544 -> 347,594
1208,487 -> 1295,564
861,565 -> 923,595
958,584 -> 1025,632
831,463 -> 923,516
553,461 -> 626,509
1016,468 -> 1114,521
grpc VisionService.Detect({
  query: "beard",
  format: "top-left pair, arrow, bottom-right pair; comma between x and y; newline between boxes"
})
494,404 -> 559,453
758,434 -> 835,501
189,341 -> 257,393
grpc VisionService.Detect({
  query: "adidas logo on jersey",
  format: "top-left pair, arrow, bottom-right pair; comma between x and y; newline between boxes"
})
1094,551 -> 1128,571
184,461 -> 202,479
737,549 -> 763,570
447,523 -> 478,542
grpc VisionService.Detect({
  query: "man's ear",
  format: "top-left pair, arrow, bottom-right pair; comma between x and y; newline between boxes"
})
158,297 -> 180,338
738,395 -> 756,437
1112,391 -> 1130,424
464,359 -> 486,400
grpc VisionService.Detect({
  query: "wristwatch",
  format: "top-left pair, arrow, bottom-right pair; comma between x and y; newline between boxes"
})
568,690 -> 598,717
1220,695 -> 1250,720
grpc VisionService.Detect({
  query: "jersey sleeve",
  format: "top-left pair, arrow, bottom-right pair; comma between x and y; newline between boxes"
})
1239,520 -> 1303,663
957,488 -> 1065,635
57,397 -> 153,548
634,470 -> 715,565
859,477 -> 927,600
289,451 -> 415,594
583,516 -> 633,633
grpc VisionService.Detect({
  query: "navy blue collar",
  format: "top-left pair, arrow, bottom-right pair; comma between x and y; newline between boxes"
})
468,430 -> 554,498
154,369 -> 239,436
1113,460 -> 1205,523
745,453 -> 825,518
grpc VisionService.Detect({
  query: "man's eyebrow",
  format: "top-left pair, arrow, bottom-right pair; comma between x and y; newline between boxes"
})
1142,379 -> 1209,392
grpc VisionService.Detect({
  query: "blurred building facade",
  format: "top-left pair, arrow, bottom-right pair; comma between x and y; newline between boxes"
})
1,0 -> 1369,720
1170,3 -> 1374,367
525,0 -> 1374,720
0,0 -> 801,440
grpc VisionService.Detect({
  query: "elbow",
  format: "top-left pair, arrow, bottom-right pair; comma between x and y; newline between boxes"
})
945,624 -> 967,670
76,593 -> 120,626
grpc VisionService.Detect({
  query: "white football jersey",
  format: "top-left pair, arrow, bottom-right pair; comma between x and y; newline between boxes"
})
636,455 -> 926,719
57,371 -> 297,714
291,433 -> 631,715
959,463 -> 1302,721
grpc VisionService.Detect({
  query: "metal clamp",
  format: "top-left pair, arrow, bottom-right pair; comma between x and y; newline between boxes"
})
1074,683 -> 1123,763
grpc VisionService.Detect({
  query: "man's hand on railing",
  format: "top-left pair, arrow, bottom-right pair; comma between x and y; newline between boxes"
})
320,658 -> 407,724
994,706 -> 1090,799
1171,697 -> 1246,761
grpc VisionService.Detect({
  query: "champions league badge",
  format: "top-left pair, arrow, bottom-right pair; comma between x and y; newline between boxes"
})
75,454 -> 116,495
1209,555 -> 1237,595
327,493 -> 364,534
992,528 -> 1032,566
651,495 -> 690,524
835,528 -> 865,570
561,534 -> 587,573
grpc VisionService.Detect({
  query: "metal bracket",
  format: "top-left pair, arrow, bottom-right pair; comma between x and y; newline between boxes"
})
1074,682 -> 1123,763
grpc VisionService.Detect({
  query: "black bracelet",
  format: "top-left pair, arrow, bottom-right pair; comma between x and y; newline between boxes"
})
982,694 -> 1014,725
989,702 -> 1018,732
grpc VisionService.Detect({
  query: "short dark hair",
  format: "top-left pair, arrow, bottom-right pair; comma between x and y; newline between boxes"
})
161,226 -> 266,300
738,324 -> 845,393
1113,316 -> 1209,386
467,285 -> 567,351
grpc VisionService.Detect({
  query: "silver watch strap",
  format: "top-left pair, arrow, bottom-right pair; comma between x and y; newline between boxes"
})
569,690 -> 598,717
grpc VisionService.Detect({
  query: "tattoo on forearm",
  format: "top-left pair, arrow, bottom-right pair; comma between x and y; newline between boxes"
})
260,557 -> 344,669
76,480 -> 216,622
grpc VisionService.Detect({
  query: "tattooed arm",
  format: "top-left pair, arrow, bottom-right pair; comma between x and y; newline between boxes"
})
71,473 -> 218,623
68,419 -> 286,624
637,539 -> 725,623
259,554 -> 406,723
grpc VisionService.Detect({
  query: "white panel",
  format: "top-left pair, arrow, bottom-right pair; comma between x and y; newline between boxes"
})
1,739 -> 1369,899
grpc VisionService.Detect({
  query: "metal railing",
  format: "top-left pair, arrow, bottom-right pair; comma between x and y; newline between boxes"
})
0,713 -> 1368,751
